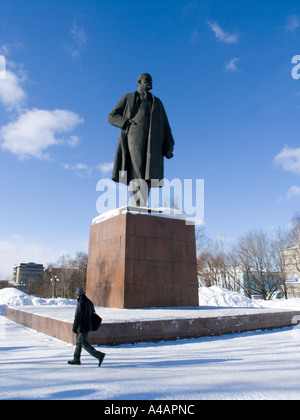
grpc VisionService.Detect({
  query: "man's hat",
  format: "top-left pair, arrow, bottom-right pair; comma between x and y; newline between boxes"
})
76,287 -> 85,297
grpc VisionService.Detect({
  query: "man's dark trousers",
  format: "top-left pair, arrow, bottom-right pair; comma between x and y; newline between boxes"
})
74,332 -> 103,362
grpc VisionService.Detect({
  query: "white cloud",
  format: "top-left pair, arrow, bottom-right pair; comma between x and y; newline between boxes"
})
225,58 -> 240,72
0,55 -> 5,80
0,235 -> 57,279
66,135 -> 80,147
286,15 -> 300,32
0,69 -> 26,110
98,162 -> 114,174
0,60 -> 83,160
287,186 -> 300,199
190,29 -> 200,43
0,108 -> 83,160
64,23 -> 88,60
62,161 -> 114,178
62,162 -> 93,177
0,40 -> 24,57
216,235 -> 236,243
274,146 -> 300,175
207,21 -> 238,44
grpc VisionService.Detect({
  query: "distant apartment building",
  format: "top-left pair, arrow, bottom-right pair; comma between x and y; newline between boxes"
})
280,245 -> 300,298
13,262 -> 44,286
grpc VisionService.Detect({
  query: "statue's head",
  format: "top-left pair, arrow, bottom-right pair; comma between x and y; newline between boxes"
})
137,73 -> 153,93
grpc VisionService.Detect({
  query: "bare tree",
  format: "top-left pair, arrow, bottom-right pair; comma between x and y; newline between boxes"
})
34,252 -> 88,298
197,227 -> 290,299
229,230 -> 283,299
197,237 -> 236,290
290,212 -> 300,246
271,227 -> 293,298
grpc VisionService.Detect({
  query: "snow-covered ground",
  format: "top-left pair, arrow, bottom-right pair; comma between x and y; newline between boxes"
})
1,287 -> 300,400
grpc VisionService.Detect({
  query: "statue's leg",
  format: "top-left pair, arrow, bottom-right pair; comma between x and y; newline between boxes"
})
129,179 -> 150,207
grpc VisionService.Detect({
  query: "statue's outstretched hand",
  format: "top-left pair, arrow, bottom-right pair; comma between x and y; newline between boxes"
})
165,151 -> 173,159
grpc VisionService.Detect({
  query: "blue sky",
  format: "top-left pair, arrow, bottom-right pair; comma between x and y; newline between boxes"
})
1,0 -> 300,277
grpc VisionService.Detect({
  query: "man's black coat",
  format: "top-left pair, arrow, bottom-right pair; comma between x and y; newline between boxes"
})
73,294 -> 94,334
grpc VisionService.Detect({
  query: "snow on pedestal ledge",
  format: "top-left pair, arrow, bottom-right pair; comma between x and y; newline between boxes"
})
92,206 -> 194,225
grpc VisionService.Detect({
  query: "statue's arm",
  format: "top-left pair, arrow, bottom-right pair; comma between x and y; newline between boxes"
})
108,94 -> 130,130
162,106 -> 175,159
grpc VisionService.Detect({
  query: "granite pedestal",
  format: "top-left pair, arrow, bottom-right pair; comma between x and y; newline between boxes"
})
6,305 -> 300,346
86,207 -> 199,309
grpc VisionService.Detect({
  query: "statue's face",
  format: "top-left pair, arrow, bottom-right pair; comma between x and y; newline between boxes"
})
138,75 -> 152,92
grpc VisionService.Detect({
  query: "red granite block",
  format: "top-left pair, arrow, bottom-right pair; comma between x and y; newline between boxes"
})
86,211 -> 198,308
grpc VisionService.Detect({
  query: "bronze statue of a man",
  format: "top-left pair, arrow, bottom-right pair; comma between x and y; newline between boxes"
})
108,73 -> 175,206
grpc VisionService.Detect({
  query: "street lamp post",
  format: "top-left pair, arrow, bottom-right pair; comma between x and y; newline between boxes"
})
50,271 -> 59,298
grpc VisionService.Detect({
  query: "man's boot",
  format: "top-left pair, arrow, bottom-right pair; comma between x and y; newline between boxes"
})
98,352 -> 106,367
68,359 -> 81,365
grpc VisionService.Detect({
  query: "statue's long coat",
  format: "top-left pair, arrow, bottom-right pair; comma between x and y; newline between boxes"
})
108,91 -> 174,187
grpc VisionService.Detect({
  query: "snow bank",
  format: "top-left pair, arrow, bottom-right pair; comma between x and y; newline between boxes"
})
198,286 -> 262,308
0,288 -> 76,316
257,297 -> 300,311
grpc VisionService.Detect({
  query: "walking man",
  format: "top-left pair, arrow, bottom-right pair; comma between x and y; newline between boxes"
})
68,287 -> 105,367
